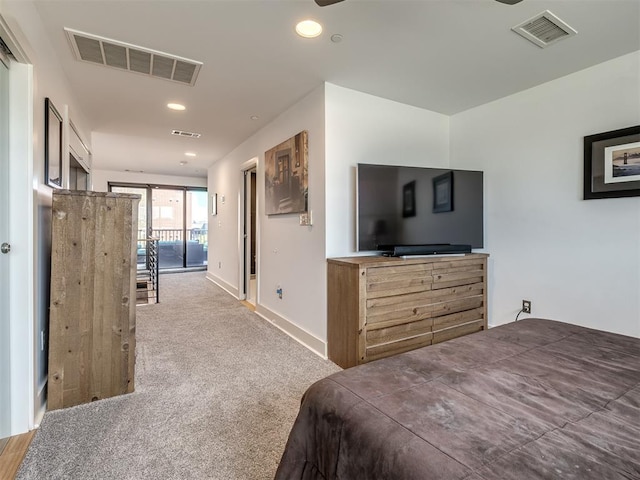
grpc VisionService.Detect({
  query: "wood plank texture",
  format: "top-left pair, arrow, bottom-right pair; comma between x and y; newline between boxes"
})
48,191 -> 139,410
0,431 -> 35,480
327,254 -> 488,368
327,262 -> 360,368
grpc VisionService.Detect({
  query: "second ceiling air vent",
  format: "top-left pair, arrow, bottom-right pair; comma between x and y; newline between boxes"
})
171,130 -> 202,139
512,10 -> 577,48
65,28 -> 202,86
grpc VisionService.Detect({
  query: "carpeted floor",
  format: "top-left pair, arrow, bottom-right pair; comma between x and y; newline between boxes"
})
17,272 -> 340,480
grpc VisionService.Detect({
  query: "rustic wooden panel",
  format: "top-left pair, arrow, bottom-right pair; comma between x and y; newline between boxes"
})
366,306 -> 433,330
429,295 -> 484,318
366,317 -> 433,346
357,266 -> 367,364
366,280 -> 433,299
327,261 -> 361,368
48,191 -> 139,410
431,258 -> 485,272
432,320 -> 484,344
365,332 -> 433,361
432,307 -> 485,331
366,282 -> 484,316
367,263 -> 432,277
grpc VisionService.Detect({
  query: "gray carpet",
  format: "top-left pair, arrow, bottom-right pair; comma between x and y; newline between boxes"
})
17,272 -> 340,480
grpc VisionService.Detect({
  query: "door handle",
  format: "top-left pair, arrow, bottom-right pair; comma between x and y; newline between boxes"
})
1,242 -> 10,254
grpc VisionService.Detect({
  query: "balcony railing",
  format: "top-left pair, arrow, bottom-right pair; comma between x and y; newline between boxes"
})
137,228 -> 207,243
136,238 -> 159,304
137,228 -> 208,269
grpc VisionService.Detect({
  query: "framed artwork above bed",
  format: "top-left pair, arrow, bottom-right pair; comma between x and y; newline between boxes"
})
584,125 -> 640,199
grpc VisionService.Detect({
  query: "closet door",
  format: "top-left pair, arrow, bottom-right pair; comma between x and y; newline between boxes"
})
0,43 -> 11,440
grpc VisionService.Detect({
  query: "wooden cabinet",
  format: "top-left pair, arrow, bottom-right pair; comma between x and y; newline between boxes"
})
327,254 -> 488,368
48,190 -> 140,410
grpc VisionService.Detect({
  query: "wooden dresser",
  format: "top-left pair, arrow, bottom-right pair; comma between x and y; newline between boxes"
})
327,254 -> 488,368
48,190 -> 140,410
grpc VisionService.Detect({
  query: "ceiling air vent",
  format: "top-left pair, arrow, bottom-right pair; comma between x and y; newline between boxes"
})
65,28 -> 202,86
171,130 -> 202,139
512,10 -> 577,48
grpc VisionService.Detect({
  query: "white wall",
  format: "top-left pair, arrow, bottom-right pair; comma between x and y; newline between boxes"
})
324,83 -> 450,257
1,0 -> 94,432
451,51 -> 640,337
91,169 -> 206,192
207,85 -> 327,353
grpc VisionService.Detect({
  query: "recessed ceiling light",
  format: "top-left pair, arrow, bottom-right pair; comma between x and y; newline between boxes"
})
296,20 -> 322,38
185,152 -> 197,157
167,103 -> 186,111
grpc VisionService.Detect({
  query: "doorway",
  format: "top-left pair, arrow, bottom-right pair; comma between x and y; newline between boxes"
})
242,165 -> 257,305
0,37 -> 11,445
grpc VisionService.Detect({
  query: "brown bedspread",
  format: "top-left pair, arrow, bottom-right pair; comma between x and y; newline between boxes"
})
275,319 -> 640,480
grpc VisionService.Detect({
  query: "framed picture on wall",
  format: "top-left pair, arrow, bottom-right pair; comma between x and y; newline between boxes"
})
584,125 -> 640,199
45,97 -> 63,188
264,131 -> 308,215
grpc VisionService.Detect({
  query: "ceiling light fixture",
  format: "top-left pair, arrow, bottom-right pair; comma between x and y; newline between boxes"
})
296,20 -> 323,38
185,152 -> 197,157
167,103 -> 186,111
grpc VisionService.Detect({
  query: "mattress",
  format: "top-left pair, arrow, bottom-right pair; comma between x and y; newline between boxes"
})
275,318 -> 640,479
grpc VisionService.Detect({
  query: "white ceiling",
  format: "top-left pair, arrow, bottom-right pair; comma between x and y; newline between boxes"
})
30,0 -> 640,178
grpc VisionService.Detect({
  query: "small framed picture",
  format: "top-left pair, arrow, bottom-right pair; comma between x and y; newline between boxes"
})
584,125 -> 640,199
211,193 -> 217,216
433,171 -> 453,213
45,98 -> 63,188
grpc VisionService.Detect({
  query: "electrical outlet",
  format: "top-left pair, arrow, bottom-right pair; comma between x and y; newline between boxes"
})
218,261 -> 221,269
522,299 -> 532,314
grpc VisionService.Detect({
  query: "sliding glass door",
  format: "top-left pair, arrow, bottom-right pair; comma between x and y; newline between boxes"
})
110,183 -> 207,270
151,188 -> 184,269
186,190 -> 208,267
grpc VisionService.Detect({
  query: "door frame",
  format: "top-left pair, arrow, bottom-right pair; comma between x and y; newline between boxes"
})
239,158 -> 258,303
1,15 -> 37,435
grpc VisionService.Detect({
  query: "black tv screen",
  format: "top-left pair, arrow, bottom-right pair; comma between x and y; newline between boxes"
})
357,163 -> 484,251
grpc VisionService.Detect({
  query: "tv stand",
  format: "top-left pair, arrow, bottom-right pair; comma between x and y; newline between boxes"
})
327,253 -> 488,368
378,244 -> 472,257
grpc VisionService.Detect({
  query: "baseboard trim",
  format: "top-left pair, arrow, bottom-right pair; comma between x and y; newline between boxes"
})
255,305 -> 327,359
205,272 -> 239,298
205,273 -> 327,360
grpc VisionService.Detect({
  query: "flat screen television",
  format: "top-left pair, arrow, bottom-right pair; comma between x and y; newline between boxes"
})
356,163 -> 483,254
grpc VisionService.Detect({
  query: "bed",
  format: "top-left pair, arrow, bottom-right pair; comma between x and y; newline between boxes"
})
275,318 -> 640,479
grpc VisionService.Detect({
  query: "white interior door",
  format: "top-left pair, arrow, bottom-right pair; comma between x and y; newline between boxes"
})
0,49 -> 11,441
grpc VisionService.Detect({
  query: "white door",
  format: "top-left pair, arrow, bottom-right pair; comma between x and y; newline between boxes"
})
0,48 -> 11,441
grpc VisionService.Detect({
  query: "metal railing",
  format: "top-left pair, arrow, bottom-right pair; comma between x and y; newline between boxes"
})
136,237 -> 159,304
137,228 -> 207,269
138,228 -> 207,244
